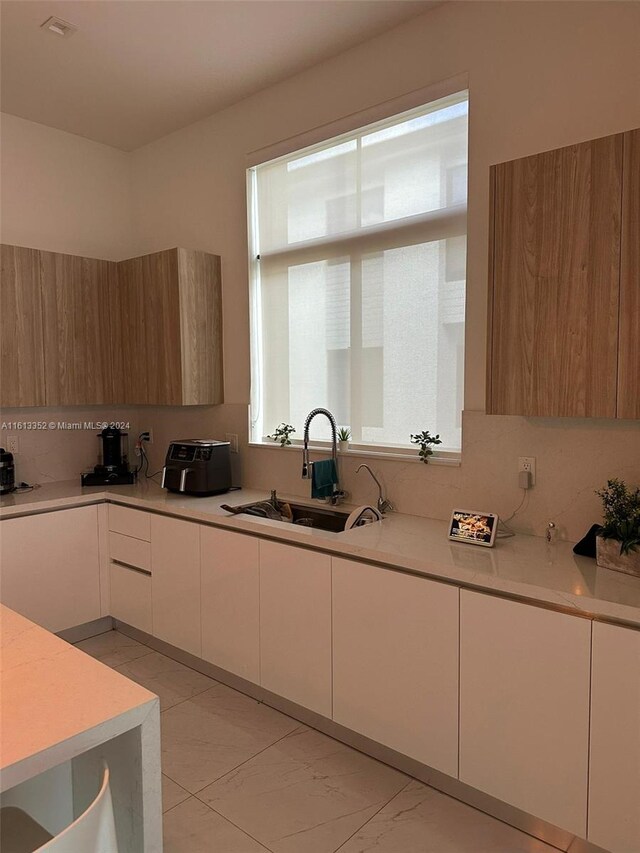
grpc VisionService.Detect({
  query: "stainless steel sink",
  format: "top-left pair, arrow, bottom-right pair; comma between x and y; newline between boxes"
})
222,498 -> 351,533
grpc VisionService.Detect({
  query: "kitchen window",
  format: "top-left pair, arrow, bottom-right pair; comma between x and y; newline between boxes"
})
248,90 -> 468,455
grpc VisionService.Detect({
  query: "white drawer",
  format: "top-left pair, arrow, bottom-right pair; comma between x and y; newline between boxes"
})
109,562 -> 152,634
109,531 -> 151,572
108,505 -> 151,541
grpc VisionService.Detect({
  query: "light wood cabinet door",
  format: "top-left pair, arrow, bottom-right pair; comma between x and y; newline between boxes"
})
459,590 -> 591,837
150,514 -> 201,656
115,250 -> 182,405
488,134 -> 623,417
259,540 -> 331,716
0,506 -> 101,633
588,622 -> 640,853
40,251 -> 118,405
333,559 -> 459,776
200,527 -> 260,683
0,245 -> 45,406
114,248 -> 223,405
617,129 -> 640,419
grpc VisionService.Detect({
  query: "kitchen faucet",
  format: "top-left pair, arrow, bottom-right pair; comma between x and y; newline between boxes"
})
301,407 -> 345,504
356,464 -> 393,515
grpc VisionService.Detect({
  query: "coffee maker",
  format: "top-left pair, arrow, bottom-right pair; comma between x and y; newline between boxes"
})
81,427 -> 136,486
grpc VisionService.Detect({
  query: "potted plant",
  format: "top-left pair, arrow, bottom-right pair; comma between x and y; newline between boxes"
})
410,430 -> 442,464
595,478 -> 640,577
268,423 -> 295,447
337,427 -> 351,452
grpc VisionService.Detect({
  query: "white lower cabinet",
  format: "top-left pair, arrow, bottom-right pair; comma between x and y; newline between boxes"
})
588,621 -> 640,853
0,506 -> 101,633
332,558 -> 459,777
459,590 -> 591,837
109,561 -> 152,634
200,527 -> 260,683
150,515 -> 201,657
259,540 -> 331,716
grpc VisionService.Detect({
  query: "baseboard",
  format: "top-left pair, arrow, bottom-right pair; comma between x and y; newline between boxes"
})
57,616 -> 114,644
113,620 -> 611,853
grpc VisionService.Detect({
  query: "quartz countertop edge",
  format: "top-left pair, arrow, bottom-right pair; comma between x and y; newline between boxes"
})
0,604 -> 159,791
1,480 -> 639,629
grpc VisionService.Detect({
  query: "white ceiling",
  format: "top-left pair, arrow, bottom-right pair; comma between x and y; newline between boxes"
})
0,0 -> 437,151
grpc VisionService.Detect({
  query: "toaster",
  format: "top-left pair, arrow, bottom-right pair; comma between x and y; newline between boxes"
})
161,439 -> 232,496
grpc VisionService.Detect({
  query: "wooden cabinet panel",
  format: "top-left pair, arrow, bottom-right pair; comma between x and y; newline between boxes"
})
617,129 -> 640,419
150,514 -> 201,657
488,134 -> 623,417
40,251 -> 118,405
460,590 -> 591,836
200,527 -> 260,683
332,559 -> 459,776
0,245 -> 45,406
115,250 -> 182,405
0,506 -> 101,633
108,504 -> 151,541
259,540 -> 331,716
178,249 -> 223,406
588,622 -> 640,853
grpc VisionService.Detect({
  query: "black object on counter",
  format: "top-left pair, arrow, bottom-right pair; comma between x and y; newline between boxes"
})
0,448 -> 16,494
81,427 -> 136,487
572,524 -> 601,558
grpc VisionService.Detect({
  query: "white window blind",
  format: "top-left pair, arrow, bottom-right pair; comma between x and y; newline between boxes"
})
249,91 -> 468,451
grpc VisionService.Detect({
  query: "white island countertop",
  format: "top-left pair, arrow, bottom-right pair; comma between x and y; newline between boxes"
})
0,604 -> 162,850
2,480 -> 640,628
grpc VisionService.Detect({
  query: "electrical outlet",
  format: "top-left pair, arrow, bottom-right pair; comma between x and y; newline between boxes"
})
225,433 -> 239,454
6,435 -> 19,454
141,429 -> 153,444
518,456 -> 536,486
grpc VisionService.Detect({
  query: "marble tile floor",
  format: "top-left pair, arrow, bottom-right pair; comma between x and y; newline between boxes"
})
76,631 -> 563,853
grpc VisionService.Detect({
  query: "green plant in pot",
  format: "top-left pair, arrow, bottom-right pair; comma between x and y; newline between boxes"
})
337,427 -> 351,452
268,423 -> 295,447
595,478 -> 640,577
410,430 -> 442,463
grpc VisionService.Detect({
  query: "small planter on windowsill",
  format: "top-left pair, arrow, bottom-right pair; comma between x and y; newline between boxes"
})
337,428 -> 351,453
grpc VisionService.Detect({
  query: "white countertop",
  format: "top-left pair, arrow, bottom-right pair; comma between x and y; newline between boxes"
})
0,604 -> 158,791
2,480 -> 640,628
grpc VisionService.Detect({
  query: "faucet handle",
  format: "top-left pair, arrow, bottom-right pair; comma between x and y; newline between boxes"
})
378,497 -> 394,515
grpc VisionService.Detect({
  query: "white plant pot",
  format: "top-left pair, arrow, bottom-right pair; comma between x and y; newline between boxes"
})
596,535 -> 640,578
338,441 -> 350,453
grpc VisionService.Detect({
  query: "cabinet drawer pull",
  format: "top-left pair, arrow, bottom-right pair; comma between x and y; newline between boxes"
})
111,559 -> 152,577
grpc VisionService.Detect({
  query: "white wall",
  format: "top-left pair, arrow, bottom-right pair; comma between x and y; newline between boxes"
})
129,1 -> 640,540
0,113 -> 133,260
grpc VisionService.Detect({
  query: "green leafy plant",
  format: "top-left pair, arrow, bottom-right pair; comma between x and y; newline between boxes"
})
596,478 -> 640,556
337,427 -> 351,442
268,423 -> 295,447
410,430 -> 442,464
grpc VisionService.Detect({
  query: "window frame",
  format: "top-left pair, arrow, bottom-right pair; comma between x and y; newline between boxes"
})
247,79 -> 469,461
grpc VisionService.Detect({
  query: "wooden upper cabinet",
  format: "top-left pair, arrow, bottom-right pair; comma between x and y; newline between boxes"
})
0,245 -> 46,406
40,251 -> 118,405
115,248 -> 223,405
617,129 -> 640,419
487,134 -> 623,417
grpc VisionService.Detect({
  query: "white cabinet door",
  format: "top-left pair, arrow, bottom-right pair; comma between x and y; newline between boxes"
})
201,527 -> 260,683
332,559 -> 459,777
460,590 -> 591,837
589,621 -> 640,853
110,562 -> 152,635
259,540 -> 331,716
150,515 -> 201,657
0,506 -> 101,633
